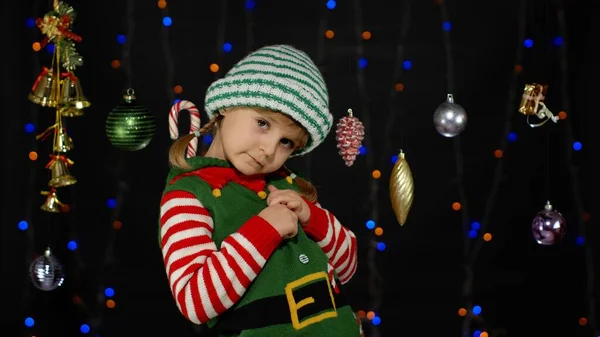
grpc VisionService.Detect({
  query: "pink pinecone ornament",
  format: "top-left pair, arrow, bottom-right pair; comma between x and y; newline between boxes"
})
335,109 -> 365,166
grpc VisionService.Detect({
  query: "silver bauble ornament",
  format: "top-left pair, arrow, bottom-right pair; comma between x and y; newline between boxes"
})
29,247 -> 65,291
433,93 -> 467,137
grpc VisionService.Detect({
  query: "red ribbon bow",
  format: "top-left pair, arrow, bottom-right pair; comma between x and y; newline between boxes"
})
45,154 -> 73,169
36,14 -> 82,48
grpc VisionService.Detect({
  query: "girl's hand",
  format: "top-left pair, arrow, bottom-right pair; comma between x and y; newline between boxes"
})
266,185 -> 311,225
257,204 -> 299,239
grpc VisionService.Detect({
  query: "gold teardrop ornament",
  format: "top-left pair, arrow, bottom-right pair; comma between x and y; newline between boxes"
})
389,150 -> 414,226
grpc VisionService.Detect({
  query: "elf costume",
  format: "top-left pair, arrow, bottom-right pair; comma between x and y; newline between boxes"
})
159,45 -> 363,336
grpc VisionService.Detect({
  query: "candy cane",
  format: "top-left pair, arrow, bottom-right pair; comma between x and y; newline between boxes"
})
169,100 -> 201,158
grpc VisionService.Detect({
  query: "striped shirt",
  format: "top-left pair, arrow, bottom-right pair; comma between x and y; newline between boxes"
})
159,190 -> 358,324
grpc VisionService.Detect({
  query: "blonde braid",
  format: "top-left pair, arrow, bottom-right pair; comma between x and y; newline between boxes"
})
168,115 -> 222,169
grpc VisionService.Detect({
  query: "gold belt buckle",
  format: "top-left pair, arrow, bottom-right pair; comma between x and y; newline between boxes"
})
284,271 -> 338,330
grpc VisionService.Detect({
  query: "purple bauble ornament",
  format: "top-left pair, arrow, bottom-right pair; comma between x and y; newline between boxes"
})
531,200 -> 567,245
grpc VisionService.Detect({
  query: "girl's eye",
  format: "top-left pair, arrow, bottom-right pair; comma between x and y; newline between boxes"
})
256,118 -> 294,149
280,138 -> 294,148
257,119 -> 269,128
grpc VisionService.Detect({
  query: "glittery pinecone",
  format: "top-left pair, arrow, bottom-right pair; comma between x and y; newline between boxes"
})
335,109 -> 365,167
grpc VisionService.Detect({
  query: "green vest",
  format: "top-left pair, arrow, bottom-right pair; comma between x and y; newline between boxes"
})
160,157 -> 360,337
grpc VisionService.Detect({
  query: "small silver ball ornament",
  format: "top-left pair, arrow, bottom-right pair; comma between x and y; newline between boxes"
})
29,247 -> 65,291
433,94 -> 467,137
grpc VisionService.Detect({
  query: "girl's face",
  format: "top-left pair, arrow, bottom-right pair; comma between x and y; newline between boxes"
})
207,107 -> 308,176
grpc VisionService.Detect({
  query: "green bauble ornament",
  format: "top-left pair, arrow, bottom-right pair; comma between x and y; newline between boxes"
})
106,88 -> 156,151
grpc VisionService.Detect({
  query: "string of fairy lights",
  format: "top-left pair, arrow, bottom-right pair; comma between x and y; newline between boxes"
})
206,0 -> 232,153
349,0 -> 382,335
555,4 -> 597,335
300,0 -> 329,183
433,1 -> 485,335
86,0 -> 140,334
158,0 -> 175,107
214,0 -> 229,80
381,0 -> 413,162
21,0 -> 44,331
436,0 -> 474,334
158,0 -> 229,151
440,0 -> 525,334
376,0 -> 414,331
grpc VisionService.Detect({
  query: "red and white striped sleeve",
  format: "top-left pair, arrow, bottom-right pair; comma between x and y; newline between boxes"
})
302,200 -> 358,284
160,190 -> 282,324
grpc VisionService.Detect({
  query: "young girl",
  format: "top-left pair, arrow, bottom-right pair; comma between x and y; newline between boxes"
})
159,45 -> 363,336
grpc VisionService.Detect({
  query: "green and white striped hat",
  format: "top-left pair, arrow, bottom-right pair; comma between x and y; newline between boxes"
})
204,44 -> 332,156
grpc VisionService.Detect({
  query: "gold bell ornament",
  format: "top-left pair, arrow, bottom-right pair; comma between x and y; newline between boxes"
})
518,83 -> 560,128
28,67 -> 58,107
36,123 -> 74,153
60,71 -> 90,117
53,126 -> 74,153
389,150 -> 414,226
40,188 -> 66,213
46,154 -> 76,188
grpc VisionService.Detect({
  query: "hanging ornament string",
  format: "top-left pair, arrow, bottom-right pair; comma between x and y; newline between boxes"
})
435,1 -> 474,336
122,0 -> 135,89
438,0 -> 469,255
556,4 -> 597,335
105,2 -> 154,151
350,1 -> 380,336
46,0 -> 93,334
382,1 -> 415,228
516,1 -> 560,129
527,3 -> 567,250
27,0 -> 88,241
28,0 -> 89,221
540,4 -> 552,201
169,100 -> 201,158
544,4 -> 555,198
24,11 -> 89,337
381,0 -> 413,161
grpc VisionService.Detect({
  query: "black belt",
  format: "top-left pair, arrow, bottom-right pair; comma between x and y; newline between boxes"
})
213,272 -> 348,334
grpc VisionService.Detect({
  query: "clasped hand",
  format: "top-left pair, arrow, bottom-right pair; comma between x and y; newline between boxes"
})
257,185 -> 311,239
266,185 -> 311,225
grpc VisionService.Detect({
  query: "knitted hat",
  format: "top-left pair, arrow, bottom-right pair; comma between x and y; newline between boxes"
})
204,44 -> 332,156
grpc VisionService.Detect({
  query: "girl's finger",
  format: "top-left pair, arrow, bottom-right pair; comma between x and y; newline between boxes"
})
268,195 -> 289,207
286,200 -> 301,211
